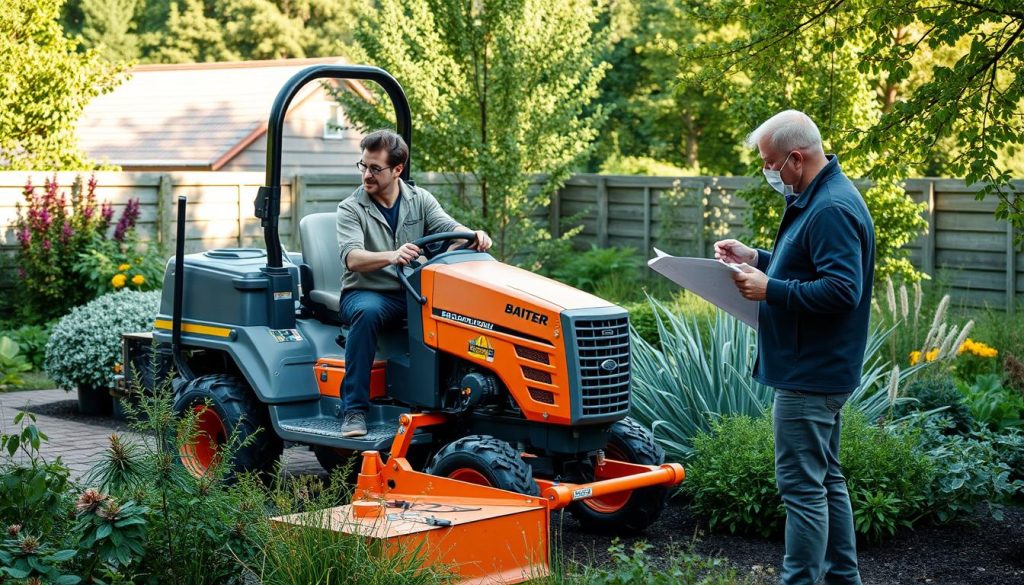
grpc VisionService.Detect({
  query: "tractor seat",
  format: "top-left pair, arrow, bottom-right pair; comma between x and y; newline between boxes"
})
299,212 -> 343,314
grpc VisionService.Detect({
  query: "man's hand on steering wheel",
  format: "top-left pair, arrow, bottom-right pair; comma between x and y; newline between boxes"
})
467,230 -> 492,252
390,242 -> 421,266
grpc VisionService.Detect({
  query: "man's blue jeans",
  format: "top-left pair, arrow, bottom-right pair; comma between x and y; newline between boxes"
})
773,389 -> 861,585
338,289 -> 406,414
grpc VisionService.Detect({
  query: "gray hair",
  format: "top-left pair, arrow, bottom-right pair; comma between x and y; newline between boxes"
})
745,110 -> 824,154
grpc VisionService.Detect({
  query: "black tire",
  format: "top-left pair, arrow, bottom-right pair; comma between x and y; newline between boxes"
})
425,435 -> 540,496
313,445 -> 361,481
568,417 -> 668,533
172,374 -> 282,480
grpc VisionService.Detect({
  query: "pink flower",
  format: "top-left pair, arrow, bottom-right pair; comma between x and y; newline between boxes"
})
114,198 -> 141,241
61,221 -> 73,242
42,239 -> 51,251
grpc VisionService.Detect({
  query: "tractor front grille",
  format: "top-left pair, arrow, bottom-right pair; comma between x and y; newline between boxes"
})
572,315 -> 631,419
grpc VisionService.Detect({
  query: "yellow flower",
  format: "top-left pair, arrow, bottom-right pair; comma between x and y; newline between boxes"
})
925,348 -> 940,362
909,351 -> 921,366
117,263 -> 131,272
959,338 -> 998,358
111,274 -> 127,288
131,274 -> 145,286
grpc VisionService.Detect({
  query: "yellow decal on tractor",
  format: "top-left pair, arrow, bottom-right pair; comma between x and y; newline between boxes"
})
467,335 -> 495,362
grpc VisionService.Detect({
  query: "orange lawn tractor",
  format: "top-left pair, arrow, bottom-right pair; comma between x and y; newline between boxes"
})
130,65 -> 684,582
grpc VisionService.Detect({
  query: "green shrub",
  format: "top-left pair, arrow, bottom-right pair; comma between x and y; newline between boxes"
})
896,375 -> 975,434
961,374 -> 1023,432
684,415 -> 783,538
73,229 -> 167,298
545,245 -> 641,296
0,337 -> 33,390
44,290 -> 161,391
840,413 -> 933,542
985,429 -> 1024,484
1,324 -> 51,370
684,412 -> 935,542
915,417 -> 1022,523
0,412 -> 72,535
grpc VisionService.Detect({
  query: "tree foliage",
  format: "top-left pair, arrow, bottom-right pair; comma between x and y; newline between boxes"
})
680,0 -> 1024,244
592,0 -> 746,175
61,0 -> 359,64
0,0 -> 124,170
336,0 -> 609,263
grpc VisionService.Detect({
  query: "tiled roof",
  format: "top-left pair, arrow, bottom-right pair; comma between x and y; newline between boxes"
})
77,57 -> 368,169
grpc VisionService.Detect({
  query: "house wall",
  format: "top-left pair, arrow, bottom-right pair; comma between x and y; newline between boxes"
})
218,90 -> 364,178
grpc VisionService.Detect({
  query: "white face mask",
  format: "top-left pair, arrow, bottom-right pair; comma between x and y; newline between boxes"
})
762,151 -> 795,196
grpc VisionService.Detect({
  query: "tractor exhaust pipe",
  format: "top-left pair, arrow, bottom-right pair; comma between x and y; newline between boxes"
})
172,196 -> 195,382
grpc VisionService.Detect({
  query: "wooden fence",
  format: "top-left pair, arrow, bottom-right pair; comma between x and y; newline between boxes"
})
1,171 -> 1020,311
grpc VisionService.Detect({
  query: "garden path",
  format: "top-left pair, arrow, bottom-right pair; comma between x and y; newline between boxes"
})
0,388 -> 323,480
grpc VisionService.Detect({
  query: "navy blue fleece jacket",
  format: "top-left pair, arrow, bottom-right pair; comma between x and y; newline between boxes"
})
753,155 -> 876,393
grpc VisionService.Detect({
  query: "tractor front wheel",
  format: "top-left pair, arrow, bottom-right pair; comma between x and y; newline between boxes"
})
425,435 -> 540,496
568,418 -> 668,533
173,374 -> 282,480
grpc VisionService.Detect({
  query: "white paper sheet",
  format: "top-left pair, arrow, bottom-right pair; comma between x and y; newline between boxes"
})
648,248 -> 759,330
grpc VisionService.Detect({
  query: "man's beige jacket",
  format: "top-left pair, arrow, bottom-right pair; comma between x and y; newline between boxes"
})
336,179 -> 461,293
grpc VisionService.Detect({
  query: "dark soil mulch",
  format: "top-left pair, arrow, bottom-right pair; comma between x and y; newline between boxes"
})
15,399 -> 135,434
556,498 -> 1024,584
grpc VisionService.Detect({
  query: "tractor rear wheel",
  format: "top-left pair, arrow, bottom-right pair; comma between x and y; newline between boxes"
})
568,418 -> 668,533
173,374 -> 282,480
313,446 -> 360,479
425,435 -> 540,496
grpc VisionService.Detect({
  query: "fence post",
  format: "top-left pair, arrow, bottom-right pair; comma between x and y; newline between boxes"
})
291,175 -> 304,250
923,180 -> 936,277
550,188 -> 560,238
597,176 -> 609,247
157,174 -> 172,248
642,185 -> 652,254
696,178 -> 709,257
1008,196 -> 1017,314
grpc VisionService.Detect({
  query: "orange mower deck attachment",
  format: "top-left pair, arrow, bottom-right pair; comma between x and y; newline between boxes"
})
273,414 -> 685,584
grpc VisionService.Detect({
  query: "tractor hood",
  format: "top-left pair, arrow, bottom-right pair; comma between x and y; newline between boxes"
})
430,260 -> 614,312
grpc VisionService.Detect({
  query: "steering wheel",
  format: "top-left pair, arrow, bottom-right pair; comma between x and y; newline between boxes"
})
395,231 -> 479,305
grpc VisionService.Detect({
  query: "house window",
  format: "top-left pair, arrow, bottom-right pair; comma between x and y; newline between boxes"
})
323,103 -> 348,140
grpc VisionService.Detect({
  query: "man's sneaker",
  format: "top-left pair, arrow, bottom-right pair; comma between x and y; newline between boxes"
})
341,412 -> 367,437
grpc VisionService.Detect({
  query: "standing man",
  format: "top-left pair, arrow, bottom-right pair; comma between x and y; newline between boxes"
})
714,110 -> 873,585
336,129 -> 492,437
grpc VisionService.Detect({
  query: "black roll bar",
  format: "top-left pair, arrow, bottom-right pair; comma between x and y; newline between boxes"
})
254,65 -> 412,268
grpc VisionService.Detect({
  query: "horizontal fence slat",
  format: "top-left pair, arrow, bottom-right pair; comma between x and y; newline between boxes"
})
1,171 -> 1020,311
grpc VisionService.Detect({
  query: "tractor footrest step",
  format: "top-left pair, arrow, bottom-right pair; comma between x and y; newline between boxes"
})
278,417 -> 398,443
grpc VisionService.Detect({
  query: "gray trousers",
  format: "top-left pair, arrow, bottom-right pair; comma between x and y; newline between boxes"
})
773,389 -> 862,585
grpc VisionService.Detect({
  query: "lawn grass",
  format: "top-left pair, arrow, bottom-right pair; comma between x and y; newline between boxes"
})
6,370 -> 57,391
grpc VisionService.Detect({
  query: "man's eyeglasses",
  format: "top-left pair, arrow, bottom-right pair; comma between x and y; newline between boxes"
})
356,161 -> 395,176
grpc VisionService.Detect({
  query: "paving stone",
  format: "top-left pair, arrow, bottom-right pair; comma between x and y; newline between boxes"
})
1,388 -> 326,481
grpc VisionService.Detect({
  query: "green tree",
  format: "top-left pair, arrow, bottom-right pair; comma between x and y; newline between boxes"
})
0,0 -> 124,170
63,0 -> 359,64
681,0 -> 1024,245
593,0 -> 745,176
667,1 -> 931,280
336,0 -> 609,263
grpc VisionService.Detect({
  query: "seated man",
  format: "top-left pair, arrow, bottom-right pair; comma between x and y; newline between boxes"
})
336,129 -> 492,437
